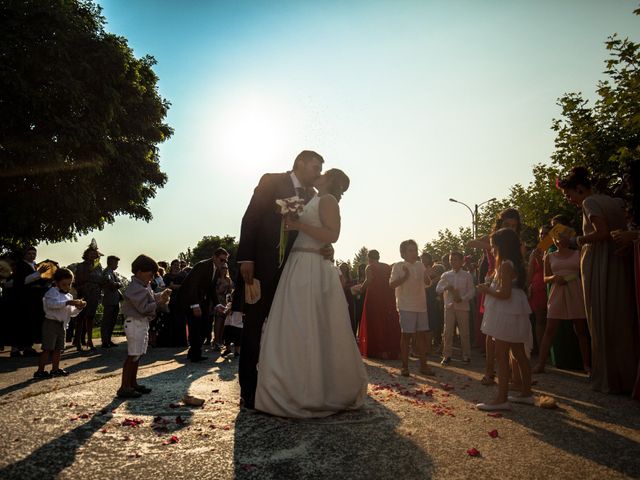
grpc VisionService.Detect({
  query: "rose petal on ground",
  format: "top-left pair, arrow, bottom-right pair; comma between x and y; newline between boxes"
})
467,447 -> 481,457
487,413 -> 503,418
162,435 -> 180,445
489,429 -> 499,438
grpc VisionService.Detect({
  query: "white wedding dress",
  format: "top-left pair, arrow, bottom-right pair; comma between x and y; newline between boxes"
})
255,195 -> 368,418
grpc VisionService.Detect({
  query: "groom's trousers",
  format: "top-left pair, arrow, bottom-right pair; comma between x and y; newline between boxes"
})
238,302 -> 268,408
186,309 -> 204,360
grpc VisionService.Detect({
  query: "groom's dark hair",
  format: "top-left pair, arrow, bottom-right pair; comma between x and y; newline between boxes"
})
292,150 -> 324,170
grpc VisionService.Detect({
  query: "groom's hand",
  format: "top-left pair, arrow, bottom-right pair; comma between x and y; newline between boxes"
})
320,244 -> 334,261
240,262 -> 254,285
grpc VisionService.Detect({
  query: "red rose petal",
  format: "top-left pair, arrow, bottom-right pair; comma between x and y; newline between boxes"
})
487,412 -> 503,418
162,435 -> 180,445
488,429 -> 499,438
467,447 -> 481,457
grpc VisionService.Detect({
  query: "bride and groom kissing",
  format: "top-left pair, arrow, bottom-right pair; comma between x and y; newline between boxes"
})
236,150 -> 368,418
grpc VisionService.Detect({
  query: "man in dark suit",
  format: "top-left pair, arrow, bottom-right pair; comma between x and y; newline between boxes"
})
236,150 -> 324,408
179,247 -> 229,362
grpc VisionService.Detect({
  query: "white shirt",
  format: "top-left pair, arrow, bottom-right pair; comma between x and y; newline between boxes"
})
390,261 -> 428,312
42,287 -> 81,328
436,269 -> 475,311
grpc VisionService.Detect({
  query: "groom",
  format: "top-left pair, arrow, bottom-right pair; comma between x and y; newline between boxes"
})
236,150 -> 324,409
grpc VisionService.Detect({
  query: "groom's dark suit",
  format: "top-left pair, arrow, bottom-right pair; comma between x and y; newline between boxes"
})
236,172 -> 299,408
179,258 -> 218,360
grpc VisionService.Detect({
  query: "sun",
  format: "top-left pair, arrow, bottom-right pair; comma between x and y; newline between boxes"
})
210,93 -> 293,173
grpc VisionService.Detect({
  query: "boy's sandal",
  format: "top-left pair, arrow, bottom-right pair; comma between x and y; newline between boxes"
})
480,375 -> 496,386
400,368 -> 410,377
134,385 -> 152,394
117,389 -> 142,399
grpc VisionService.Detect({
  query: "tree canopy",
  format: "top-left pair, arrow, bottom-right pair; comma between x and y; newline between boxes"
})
444,6 -> 640,249
180,235 -> 239,273
422,227 -> 473,261
0,0 -> 173,251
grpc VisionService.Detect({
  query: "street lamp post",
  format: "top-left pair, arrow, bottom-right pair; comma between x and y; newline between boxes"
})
449,198 -> 474,237
474,197 -> 496,238
449,197 -> 496,239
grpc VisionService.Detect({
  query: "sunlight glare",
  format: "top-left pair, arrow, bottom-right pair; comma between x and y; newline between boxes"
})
211,93 -> 293,175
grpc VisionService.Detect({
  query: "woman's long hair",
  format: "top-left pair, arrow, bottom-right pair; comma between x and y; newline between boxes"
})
491,208 -> 522,235
490,228 -> 526,289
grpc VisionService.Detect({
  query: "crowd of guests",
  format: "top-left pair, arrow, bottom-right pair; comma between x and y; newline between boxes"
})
342,166 -> 639,405
1,166 -> 639,405
0,245 -> 240,379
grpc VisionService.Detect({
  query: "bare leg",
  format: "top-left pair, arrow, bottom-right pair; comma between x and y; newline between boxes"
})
510,343 -> 533,397
51,350 -> 61,371
120,356 -> 134,391
37,350 -> 49,372
416,331 -> 434,374
492,339 -> 510,404
483,335 -> 495,380
400,333 -> 411,373
214,316 -> 225,347
533,318 -> 560,373
573,319 -> 591,373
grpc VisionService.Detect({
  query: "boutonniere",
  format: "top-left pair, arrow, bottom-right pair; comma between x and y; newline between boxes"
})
275,196 -> 306,266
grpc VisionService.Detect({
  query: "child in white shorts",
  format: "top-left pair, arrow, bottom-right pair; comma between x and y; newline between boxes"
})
118,254 -> 171,399
390,239 -> 434,377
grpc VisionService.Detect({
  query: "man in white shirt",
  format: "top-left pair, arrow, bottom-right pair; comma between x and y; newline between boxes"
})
436,251 -> 475,365
390,240 -> 434,377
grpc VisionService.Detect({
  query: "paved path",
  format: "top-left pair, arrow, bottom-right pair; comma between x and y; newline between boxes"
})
1,341 -> 639,479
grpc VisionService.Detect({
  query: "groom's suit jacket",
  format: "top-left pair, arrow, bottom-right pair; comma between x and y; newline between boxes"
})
178,258 -> 218,318
236,171 -> 298,303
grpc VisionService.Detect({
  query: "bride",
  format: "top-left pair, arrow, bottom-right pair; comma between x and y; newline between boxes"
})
255,168 -> 368,418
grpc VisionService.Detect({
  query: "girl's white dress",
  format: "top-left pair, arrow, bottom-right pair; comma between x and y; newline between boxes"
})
480,260 -> 533,355
255,195 -> 368,418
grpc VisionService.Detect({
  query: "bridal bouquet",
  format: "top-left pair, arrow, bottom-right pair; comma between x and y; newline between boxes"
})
275,195 -> 306,266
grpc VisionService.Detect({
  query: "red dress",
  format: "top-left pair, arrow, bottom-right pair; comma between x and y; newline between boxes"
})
528,255 -> 547,312
634,240 -> 640,401
358,262 -> 401,360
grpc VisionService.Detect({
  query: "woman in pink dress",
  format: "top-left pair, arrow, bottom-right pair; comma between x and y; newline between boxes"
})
533,232 -> 590,374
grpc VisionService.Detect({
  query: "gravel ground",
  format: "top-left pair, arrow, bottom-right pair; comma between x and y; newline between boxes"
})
0,340 -> 638,480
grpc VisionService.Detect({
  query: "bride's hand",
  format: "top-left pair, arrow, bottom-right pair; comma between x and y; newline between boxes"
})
284,214 -> 300,231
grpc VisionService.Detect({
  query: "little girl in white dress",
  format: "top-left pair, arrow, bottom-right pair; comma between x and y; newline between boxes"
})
477,228 -> 534,411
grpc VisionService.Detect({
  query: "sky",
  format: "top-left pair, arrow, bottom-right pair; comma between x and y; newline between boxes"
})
37,0 -> 639,270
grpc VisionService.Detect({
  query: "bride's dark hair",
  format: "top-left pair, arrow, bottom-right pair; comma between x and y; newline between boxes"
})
323,169 -> 350,201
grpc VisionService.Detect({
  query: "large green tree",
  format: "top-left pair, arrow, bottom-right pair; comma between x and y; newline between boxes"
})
422,227 -> 473,261
0,0 -> 173,251
471,7 -> 640,243
181,235 -> 239,273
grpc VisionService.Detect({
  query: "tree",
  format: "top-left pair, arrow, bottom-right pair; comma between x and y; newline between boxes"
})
473,7 -> 640,242
344,246 -> 369,279
0,0 -> 173,251
422,227 -> 473,261
550,8 -> 640,205
181,235 -> 239,273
